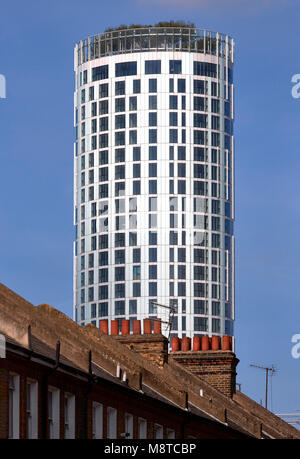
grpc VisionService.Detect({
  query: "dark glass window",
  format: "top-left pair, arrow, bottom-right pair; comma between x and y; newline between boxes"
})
129,130 -> 137,145
89,86 -> 94,101
149,248 -> 157,262
178,265 -> 186,279
133,163 -> 140,178
178,163 -> 186,177
178,282 -> 186,296
115,61 -> 137,77
193,62 -> 217,78
115,299 -> 125,314
99,251 -> 108,266
149,282 -> 157,296
149,129 -> 157,143
129,232 -> 137,246
194,300 -> 207,314
115,98 -> 125,112
149,180 -> 157,194
115,249 -> 125,265
170,231 -> 178,245
169,95 -> 178,109
99,268 -> 108,283
115,232 -> 125,248
129,96 -> 137,111
133,147 -> 140,161
178,180 -> 186,194
194,130 -> 207,145
194,79 -> 206,94
133,79 -> 141,93
211,98 -> 220,114
99,234 -> 108,249
178,248 -> 186,262
149,79 -> 157,93
149,95 -> 157,109
149,163 -> 157,177
99,285 -> 108,300
194,147 -> 206,162
99,83 -> 108,98
115,266 -> 125,281
129,300 -> 137,315
129,113 -> 137,128
194,248 -> 205,263
115,80 -> 125,95
194,164 -> 205,178
133,248 -> 140,263
115,131 -> 125,146
92,65 -> 108,81
115,148 -> 125,163
169,60 -> 181,74
194,113 -> 207,128
145,60 -> 161,74
178,146 -> 186,160
169,112 -> 177,126
99,100 -> 108,115
99,150 -> 108,164
99,183 -> 108,199
149,231 -> 157,245
149,146 -> 157,160
132,266 -> 141,280
99,134 -> 108,149
194,181 -> 206,195
194,283 -> 206,298
169,129 -> 178,143
149,112 -> 157,126
98,117 -> 108,131
133,283 -> 141,297
133,180 -> 140,195
194,96 -> 207,111
115,114 -> 125,130
177,79 -> 186,93
115,181 -> 125,196
99,302 -> 108,317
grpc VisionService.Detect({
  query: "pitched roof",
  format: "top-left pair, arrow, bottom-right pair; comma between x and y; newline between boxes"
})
0,282 -> 299,439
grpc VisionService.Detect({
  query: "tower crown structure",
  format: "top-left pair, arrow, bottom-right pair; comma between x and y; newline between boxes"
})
73,25 -> 235,342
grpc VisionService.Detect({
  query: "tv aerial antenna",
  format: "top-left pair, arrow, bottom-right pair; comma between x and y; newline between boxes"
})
250,363 -> 277,410
150,301 -> 176,341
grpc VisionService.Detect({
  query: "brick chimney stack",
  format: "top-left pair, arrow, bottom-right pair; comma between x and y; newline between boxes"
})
170,335 -> 239,398
99,318 -> 168,367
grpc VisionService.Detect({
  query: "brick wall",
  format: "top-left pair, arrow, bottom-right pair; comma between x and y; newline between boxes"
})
114,334 -> 168,368
171,351 -> 239,398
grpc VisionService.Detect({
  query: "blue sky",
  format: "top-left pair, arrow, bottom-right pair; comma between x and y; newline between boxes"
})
0,0 -> 300,418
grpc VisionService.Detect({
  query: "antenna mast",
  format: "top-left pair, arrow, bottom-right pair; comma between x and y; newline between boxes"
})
150,301 -> 176,341
250,363 -> 276,410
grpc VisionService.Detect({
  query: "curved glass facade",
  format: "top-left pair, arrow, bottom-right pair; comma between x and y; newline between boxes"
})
73,27 -> 235,341
76,27 -> 234,64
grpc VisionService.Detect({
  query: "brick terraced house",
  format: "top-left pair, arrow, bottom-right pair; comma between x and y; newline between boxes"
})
0,283 -> 299,439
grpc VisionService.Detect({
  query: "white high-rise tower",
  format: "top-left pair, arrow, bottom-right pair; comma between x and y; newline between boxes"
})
73,25 -> 235,341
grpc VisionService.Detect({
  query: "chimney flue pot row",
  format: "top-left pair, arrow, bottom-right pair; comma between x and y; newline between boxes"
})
172,335 -> 232,352
99,318 -> 162,336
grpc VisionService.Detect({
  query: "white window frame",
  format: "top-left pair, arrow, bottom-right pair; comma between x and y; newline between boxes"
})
166,428 -> 175,439
64,393 -> 75,439
154,423 -> 163,439
92,402 -> 103,439
138,417 -> 147,439
107,406 -> 117,439
124,413 -> 133,439
9,373 -> 20,439
48,387 -> 60,439
26,379 -> 38,439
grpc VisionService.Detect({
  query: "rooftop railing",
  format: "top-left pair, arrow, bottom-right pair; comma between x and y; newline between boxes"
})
76,27 -> 234,66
